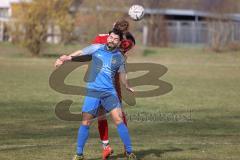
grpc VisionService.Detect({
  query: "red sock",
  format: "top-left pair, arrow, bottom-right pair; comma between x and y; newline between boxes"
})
122,111 -> 128,127
98,119 -> 109,141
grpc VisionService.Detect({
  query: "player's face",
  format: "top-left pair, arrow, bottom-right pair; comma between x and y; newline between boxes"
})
107,33 -> 121,50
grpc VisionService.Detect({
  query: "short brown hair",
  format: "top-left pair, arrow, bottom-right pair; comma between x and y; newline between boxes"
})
113,19 -> 129,33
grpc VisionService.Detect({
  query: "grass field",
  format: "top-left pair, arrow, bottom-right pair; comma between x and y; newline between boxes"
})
0,43 -> 240,160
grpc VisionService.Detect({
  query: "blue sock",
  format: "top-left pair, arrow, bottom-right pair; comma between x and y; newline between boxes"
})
76,125 -> 89,155
117,122 -> 132,153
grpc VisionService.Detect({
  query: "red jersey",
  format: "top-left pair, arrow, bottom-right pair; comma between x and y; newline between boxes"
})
92,34 -> 134,54
92,34 -> 109,44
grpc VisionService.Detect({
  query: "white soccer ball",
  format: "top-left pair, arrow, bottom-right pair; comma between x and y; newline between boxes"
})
128,5 -> 145,21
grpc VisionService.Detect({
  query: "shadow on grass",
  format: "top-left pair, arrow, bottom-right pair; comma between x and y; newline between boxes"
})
88,147 -> 198,160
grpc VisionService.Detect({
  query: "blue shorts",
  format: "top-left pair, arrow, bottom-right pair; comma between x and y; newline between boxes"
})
82,90 -> 121,116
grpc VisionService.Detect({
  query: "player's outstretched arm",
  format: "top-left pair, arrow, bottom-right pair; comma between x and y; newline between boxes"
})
54,50 -> 84,67
68,50 -> 84,57
54,44 -> 102,68
59,50 -> 84,61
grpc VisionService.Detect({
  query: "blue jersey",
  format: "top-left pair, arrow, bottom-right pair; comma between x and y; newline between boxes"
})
82,44 -> 125,92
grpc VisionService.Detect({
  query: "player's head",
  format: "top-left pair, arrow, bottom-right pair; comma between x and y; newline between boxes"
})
107,28 -> 123,50
113,19 -> 129,33
120,32 -> 136,53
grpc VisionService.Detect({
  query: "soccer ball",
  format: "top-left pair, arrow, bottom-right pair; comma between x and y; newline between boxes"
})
128,5 -> 145,21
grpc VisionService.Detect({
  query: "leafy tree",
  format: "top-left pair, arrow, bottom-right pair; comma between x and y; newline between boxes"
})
10,0 -> 75,56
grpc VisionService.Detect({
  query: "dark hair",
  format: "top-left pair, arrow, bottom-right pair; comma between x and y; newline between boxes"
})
124,32 -> 136,45
113,19 -> 129,32
109,28 -> 123,41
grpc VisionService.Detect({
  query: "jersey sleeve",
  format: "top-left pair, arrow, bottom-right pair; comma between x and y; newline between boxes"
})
82,44 -> 103,55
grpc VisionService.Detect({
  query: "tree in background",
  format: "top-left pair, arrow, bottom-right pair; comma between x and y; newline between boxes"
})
10,0 -> 75,56
54,0 -> 79,44
73,0 -> 128,43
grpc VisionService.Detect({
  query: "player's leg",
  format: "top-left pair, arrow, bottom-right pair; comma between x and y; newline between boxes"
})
115,73 -> 128,127
74,112 -> 94,160
115,73 -> 129,156
121,109 -> 128,155
102,92 -> 136,159
73,96 -> 100,160
97,107 -> 110,148
110,107 -> 136,159
97,107 -> 114,160
110,108 -> 131,150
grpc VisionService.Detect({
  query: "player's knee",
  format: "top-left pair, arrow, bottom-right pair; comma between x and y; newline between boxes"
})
81,120 -> 91,126
112,115 -> 123,126
82,112 -> 93,126
110,107 -> 124,125
114,119 -> 123,126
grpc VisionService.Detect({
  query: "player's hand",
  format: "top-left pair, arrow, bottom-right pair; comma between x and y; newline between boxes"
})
54,58 -> 63,68
59,55 -> 72,62
126,87 -> 135,93
54,55 -> 72,68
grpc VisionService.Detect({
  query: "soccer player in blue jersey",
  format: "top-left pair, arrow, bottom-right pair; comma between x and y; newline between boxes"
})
55,29 -> 136,160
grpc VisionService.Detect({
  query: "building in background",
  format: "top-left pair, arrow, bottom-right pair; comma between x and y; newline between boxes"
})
0,0 -> 11,41
143,8 -> 240,46
1,0 -> 240,48
0,0 -> 27,41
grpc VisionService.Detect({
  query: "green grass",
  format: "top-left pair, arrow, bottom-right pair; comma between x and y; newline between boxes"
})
0,43 -> 240,160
